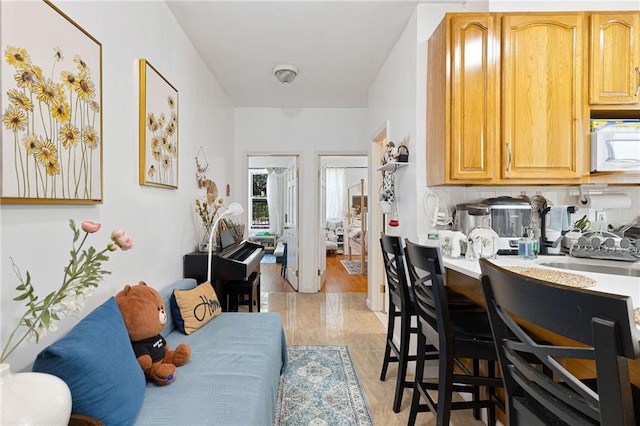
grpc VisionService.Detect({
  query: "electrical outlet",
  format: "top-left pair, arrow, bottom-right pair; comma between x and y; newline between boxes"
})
596,211 -> 607,222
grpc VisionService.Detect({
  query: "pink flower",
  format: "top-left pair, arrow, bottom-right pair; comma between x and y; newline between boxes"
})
81,220 -> 101,234
111,229 -> 133,251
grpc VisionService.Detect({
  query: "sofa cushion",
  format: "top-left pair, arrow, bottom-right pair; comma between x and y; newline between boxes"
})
32,297 -> 145,425
171,281 -> 222,334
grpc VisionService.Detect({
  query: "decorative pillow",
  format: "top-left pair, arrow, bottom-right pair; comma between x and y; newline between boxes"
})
171,281 -> 221,334
32,297 -> 145,425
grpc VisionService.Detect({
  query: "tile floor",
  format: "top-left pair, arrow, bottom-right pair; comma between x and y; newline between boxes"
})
261,291 -> 488,426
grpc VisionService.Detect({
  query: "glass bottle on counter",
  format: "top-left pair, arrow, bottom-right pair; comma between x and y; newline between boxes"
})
518,228 -> 536,259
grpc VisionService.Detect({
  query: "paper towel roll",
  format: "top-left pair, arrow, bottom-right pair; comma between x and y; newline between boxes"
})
575,193 -> 631,209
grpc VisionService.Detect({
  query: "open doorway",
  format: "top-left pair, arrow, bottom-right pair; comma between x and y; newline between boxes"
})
246,154 -> 299,291
317,155 -> 368,293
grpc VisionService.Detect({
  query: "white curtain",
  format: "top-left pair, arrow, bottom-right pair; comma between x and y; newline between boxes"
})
267,168 -> 286,236
326,168 -> 347,221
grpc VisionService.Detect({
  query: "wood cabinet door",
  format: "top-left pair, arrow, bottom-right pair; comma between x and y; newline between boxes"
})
501,13 -> 584,181
590,12 -> 640,105
449,14 -> 499,182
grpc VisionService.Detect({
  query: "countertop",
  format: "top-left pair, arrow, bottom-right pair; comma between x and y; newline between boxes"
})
444,255 -> 640,309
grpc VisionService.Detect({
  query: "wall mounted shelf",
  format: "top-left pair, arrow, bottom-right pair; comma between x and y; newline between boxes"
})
377,161 -> 408,172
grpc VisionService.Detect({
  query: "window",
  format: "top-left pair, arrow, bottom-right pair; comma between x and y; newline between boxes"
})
249,169 -> 269,229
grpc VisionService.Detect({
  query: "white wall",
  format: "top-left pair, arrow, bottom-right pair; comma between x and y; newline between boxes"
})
234,108 -> 368,292
367,2 -> 488,247
0,1 -> 234,371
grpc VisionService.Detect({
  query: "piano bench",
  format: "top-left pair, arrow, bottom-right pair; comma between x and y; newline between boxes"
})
226,271 -> 260,312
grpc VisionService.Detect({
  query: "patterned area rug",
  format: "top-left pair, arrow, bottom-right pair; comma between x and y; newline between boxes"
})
274,345 -> 373,426
340,260 -> 362,275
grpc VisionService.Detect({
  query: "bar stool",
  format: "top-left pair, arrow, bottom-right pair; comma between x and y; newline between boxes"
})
226,271 -> 260,312
379,235 -> 438,413
404,240 -> 503,426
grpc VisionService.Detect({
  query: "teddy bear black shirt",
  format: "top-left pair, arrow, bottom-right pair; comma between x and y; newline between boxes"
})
132,334 -> 167,363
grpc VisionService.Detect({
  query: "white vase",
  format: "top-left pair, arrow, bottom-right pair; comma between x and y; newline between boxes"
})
0,363 -> 72,425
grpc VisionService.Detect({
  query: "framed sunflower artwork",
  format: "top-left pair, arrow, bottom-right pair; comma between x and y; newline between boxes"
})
139,59 -> 178,189
0,0 -> 103,204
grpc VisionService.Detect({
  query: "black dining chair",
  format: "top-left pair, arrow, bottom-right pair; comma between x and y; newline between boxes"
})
404,239 -> 503,426
379,235 -> 439,413
480,258 -> 640,426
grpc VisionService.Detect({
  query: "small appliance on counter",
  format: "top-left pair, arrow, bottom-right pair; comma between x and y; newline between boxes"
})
452,203 -> 491,236
481,196 -> 532,255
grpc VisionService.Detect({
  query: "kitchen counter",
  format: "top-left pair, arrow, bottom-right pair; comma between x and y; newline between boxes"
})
442,254 -> 640,387
444,254 -> 640,309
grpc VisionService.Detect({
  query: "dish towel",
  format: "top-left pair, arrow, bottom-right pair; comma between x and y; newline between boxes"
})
547,206 -> 571,231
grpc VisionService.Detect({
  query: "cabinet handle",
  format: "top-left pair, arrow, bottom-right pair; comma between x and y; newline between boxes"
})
506,143 -> 513,172
635,67 -> 640,97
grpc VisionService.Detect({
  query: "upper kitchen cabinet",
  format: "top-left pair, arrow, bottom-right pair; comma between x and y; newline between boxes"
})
589,12 -> 640,107
501,13 -> 585,182
427,12 -> 585,186
427,13 -> 499,185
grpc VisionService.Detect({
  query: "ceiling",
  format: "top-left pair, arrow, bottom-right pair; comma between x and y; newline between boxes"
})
166,1 -> 427,108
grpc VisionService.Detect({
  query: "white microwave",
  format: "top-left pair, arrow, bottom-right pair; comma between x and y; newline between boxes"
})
591,129 -> 640,172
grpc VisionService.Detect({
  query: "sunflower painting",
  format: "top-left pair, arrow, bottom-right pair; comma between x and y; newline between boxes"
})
139,59 -> 178,189
0,1 -> 102,204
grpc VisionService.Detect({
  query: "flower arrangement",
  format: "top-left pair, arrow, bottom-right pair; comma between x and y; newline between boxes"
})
195,195 -> 225,227
145,97 -> 177,185
0,219 -> 132,364
2,45 -> 100,199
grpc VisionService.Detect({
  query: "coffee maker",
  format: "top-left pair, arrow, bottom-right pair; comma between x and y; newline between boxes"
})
481,196 -> 532,255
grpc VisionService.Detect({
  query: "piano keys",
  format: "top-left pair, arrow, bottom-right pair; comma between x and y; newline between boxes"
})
210,239 -> 264,281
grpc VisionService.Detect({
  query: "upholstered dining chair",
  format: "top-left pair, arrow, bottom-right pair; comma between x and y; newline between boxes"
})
404,240 -> 503,426
480,258 -> 640,426
379,235 -> 438,413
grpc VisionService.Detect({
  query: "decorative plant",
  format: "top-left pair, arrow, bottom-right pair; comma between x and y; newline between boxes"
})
195,196 -> 225,227
0,219 -> 132,364
2,45 -> 100,199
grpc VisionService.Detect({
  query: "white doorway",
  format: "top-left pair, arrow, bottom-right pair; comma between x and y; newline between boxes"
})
369,122 -> 389,313
246,154 -> 300,291
316,154 -> 368,292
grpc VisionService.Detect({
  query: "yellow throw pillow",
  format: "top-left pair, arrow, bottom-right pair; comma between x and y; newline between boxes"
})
171,282 -> 222,334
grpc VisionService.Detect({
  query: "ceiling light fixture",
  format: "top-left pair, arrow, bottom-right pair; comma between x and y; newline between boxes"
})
273,64 -> 298,84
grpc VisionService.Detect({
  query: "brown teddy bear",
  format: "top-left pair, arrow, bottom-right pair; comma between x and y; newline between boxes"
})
115,282 -> 191,385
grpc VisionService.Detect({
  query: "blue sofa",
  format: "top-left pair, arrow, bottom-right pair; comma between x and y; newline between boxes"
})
33,278 -> 288,425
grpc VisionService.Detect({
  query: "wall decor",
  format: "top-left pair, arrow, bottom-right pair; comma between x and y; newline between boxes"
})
139,59 -> 178,189
0,0 -> 103,204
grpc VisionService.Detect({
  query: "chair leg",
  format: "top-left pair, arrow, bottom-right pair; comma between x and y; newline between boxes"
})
380,306 -> 396,381
472,358 -> 480,420
392,309 -> 411,413
436,344 -> 454,426
408,332 -> 426,426
487,361 -> 497,426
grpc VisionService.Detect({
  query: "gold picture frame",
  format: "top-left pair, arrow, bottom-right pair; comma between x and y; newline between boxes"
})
139,59 -> 178,189
0,0 -> 103,204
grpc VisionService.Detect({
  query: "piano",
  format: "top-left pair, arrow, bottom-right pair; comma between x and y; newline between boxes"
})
183,229 -> 264,311
210,238 -> 264,281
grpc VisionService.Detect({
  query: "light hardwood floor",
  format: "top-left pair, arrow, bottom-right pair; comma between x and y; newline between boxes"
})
256,255 -> 486,426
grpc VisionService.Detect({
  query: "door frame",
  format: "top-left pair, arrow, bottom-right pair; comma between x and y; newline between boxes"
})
369,121 -> 389,312
315,152 -> 368,293
243,152 -> 301,288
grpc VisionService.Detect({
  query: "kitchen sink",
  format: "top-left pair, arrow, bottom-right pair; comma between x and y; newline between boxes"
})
537,262 -> 640,278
